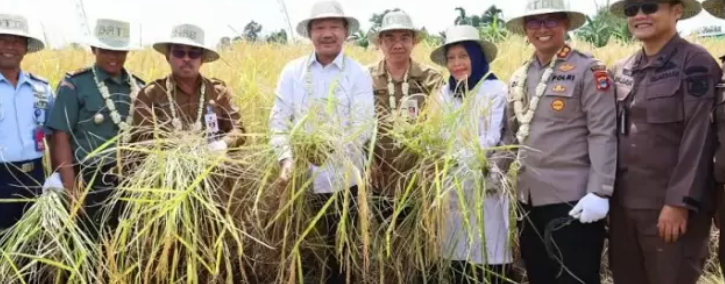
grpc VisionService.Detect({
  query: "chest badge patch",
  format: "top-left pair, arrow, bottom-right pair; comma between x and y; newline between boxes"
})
551,99 -> 565,112
552,85 -> 567,93
559,63 -> 575,72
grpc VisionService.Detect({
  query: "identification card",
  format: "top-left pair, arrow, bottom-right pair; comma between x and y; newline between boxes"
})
204,108 -> 219,134
401,98 -> 419,121
34,128 -> 45,152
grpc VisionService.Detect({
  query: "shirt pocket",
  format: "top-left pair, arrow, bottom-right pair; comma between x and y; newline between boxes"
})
644,81 -> 683,124
540,81 -> 580,122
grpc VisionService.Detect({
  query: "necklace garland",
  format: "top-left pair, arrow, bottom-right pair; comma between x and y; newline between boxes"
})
164,77 -> 206,132
91,67 -> 141,143
385,62 -> 409,110
510,46 -> 567,144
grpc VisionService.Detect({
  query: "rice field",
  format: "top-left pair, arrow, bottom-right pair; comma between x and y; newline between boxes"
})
5,35 -> 725,283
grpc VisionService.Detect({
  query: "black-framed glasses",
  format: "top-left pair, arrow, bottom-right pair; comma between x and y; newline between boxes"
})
525,19 -> 560,30
171,49 -> 203,59
623,1 -> 666,17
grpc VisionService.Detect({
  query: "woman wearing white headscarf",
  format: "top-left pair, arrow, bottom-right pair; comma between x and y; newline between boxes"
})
430,25 -> 512,284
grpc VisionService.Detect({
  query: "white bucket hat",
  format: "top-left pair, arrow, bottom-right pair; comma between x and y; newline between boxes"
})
429,25 -> 498,66
505,0 -> 587,36
0,14 -> 45,53
367,11 -> 421,46
610,0 -> 702,20
702,0 -> 723,19
296,0 -> 360,38
153,23 -> 220,63
86,19 -> 137,51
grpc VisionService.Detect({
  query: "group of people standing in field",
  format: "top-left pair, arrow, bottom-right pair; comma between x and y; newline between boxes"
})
2,0 -> 725,283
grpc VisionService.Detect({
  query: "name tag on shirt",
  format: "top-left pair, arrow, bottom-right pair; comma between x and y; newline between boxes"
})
205,112 -> 219,134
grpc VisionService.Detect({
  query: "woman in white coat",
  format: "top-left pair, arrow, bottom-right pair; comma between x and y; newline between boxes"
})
430,25 -> 512,284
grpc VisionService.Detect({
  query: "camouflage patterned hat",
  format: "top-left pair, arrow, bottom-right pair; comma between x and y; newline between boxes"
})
86,19 -> 138,51
703,0 -> 725,19
610,0 -> 702,20
0,14 -> 45,53
153,23 -> 220,63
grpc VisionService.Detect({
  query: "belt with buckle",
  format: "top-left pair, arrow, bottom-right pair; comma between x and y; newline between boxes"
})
1,158 -> 41,173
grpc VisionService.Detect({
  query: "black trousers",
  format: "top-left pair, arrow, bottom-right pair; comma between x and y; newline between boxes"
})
0,158 -> 53,284
519,201 -> 605,284
0,158 -> 44,230
449,261 -> 513,284
74,163 -> 123,241
305,186 -> 359,284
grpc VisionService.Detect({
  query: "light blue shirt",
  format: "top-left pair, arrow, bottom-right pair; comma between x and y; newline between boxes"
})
0,71 -> 54,162
269,51 -> 375,194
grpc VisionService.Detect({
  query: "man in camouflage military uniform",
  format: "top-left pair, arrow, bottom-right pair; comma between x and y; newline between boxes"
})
132,23 -> 245,154
702,0 -> 725,279
493,0 -> 617,283
608,1 -> 720,283
48,18 -> 145,239
366,10 -> 443,219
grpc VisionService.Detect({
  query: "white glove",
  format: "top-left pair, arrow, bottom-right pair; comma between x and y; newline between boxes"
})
569,193 -> 609,223
42,172 -> 64,193
208,140 -> 228,152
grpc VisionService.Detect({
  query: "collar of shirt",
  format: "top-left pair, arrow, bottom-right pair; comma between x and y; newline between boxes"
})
93,64 -> 129,85
0,70 -> 34,89
633,34 -> 684,71
371,59 -> 425,79
308,51 -> 345,70
532,45 -> 574,69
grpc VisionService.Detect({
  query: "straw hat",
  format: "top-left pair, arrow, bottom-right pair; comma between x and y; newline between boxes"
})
153,23 -> 220,63
86,19 -> 138,51
367,11 -> 421,45
505,0 -> 587,36
703,0 -> 725,19
429,25 -> 498,66
296,0 -> 360,38
610,0 -> 702,20
0,14 -> 45,53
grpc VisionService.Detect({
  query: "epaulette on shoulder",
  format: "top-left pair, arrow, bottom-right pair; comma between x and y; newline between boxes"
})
28,73 -> 48,84
65,67 -> 91,78
210,77 -> 228,86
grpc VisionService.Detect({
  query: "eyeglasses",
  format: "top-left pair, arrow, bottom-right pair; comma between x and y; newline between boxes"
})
525,19 -> 561,30
171,49 -> 203,60
623,1 -> 668,17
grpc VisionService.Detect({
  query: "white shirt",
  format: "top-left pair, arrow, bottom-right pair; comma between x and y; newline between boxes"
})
438,78 -> 512,264
269,51 -> 374,194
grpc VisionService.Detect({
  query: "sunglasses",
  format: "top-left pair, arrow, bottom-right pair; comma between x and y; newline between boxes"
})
525,19 -> 561,30
623,1 -> 678,17
171,49 -> 203,60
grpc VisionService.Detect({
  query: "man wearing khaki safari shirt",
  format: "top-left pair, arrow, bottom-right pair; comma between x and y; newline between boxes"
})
608,1 -> 719,284
366,10 -> 443,218
492,0 -> 617,283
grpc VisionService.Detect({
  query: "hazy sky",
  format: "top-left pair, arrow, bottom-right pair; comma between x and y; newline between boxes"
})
4,0 -> 725,48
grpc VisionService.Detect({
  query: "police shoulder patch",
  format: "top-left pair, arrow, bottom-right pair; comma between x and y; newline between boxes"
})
685,65 -> 711,98
590,60 -> 610,92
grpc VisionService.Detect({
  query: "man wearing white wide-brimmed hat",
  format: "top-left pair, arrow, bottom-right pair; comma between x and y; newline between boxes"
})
269,0 -> 374,283
365,10 -> 443,270
491,0 -> 617,283
704,0 -> 725,279
133,23 -> 244,148
48,18 -> 145,241
607,1 -> 720,283
0,13 -> 54,233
